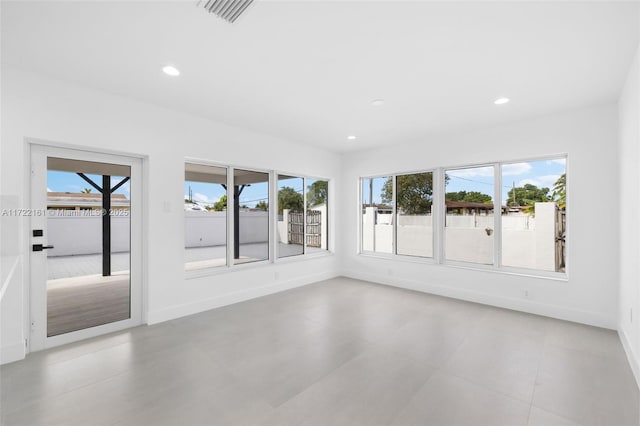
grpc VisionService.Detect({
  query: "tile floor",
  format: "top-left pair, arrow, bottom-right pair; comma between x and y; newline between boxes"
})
1,277 -> 638,426
46,244 -> 325,279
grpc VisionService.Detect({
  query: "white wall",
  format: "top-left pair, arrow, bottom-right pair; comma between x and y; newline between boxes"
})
363,205 -> 562,271
0,195 -> 25,364
0,66 -> 340,363
46,214 -> 131,256
184,210 -> 269,248
339,104 -> 620,329
618,42 -> 640,385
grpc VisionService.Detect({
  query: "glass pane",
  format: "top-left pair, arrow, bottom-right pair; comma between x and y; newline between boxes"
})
184,163 -> 227,270
306,178 -> 328,252
396,172 -> 433,257
234,169 -> 269,264
361,177 -> 393,253
46,160 -> 130,337
501,158 -> 566,272
445,166 -> 495,264
277,175 -> 304,258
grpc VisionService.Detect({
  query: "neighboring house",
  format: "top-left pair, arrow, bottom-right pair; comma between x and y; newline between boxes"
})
47,192 -> 130,210
445,201 -> 495,215
184,202 -> 207,211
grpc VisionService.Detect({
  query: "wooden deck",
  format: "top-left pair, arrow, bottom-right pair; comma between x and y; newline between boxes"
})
47,273 -> 130,337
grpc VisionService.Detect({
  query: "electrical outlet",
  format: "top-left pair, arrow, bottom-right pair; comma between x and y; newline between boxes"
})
524,290 -> 529,299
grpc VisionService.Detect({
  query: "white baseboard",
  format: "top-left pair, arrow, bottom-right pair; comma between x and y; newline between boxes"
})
1,341 -> 25,365
147,270 -> 338,324
342,269 -> 615,329
619,328 -> 640,390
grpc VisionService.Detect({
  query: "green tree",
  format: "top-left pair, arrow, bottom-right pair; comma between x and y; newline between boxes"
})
307,180 -> 328,207
82,188 -> 92,194
552,174 -> 566,209
445,191 -> 492,204
212,194 -> 227,211
255,200 -> 268,211
506,183 -> 550,207
278,187 -> 303,214
382,173 -> 434,214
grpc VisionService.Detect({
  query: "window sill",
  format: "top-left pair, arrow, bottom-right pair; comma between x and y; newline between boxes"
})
360,251 -> 436,265
185,251 -> 334,280
275,250 -> 334,264
358,252 -> 568,282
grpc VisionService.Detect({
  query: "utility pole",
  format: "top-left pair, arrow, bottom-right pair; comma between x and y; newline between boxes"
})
369,179 -> 373,207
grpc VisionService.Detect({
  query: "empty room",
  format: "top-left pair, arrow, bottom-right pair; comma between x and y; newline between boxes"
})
1,1 -> 640,425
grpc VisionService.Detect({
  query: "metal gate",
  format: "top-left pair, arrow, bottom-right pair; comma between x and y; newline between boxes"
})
288,211 -> 304,245
288,210 -> 321,248
555,207 -> 566,272
306,210 -> 321,248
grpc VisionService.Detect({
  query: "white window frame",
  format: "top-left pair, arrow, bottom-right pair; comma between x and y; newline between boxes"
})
359,174 -> 396,258
183,159 -> 230,277
442,162 -> 497,269
358,154 -> 568,280
393,170 -> 437,261
274,172 -> 332,263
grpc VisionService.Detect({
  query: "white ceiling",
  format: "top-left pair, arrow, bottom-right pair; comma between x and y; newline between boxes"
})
2,1 -> 639,152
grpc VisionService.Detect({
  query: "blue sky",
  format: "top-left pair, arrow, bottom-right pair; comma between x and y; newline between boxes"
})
47,171 -> 130,197
49,159 -> 565,207
363,158 -> 566,205
183,175 -> 307,208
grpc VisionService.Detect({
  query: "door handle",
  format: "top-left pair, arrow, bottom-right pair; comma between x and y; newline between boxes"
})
32,244 -> 54,252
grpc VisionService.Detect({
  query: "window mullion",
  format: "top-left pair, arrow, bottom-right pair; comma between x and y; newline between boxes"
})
434,168 -> 444,264
392,175 -> 397,255
303,177 -> 307,255
227,166 -> 234,269
494,163 -> 502,268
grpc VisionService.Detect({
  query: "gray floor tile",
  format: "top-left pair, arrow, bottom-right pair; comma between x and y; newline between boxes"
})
376,313 -> 470,367
527,406 -> 585,426
391,370 -> 531,426
276,347 -> 436,425
545,319 -> 628,361
532,344 -> 640,426
476,306 -> 552,342
443,327 -> 543,402
2,277 -> 638,426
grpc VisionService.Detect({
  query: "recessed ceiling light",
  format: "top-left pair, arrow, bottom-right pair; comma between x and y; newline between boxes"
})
162,65 -> 180,76
347,135 -> 357,140
494,97 -> 510,105
371,99 -> 385,107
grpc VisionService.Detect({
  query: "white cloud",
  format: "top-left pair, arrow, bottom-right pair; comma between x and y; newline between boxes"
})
547,158 -> 566,166
516,174 -> 560,189
193,192 -> 211,203
516,178 -> 541,187
47,187 -> 52,192
502,162 -> 532,176
446,166 -> 494,178
538,174 -> 561,188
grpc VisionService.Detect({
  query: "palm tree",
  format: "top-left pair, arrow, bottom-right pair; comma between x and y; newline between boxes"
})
81,188 -> 92,194
553,174 -> 566,209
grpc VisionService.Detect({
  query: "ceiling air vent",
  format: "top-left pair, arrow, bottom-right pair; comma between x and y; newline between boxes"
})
201,0 -> 255,23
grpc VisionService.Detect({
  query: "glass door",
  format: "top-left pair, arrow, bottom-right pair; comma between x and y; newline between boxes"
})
30,145 -> 142,351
